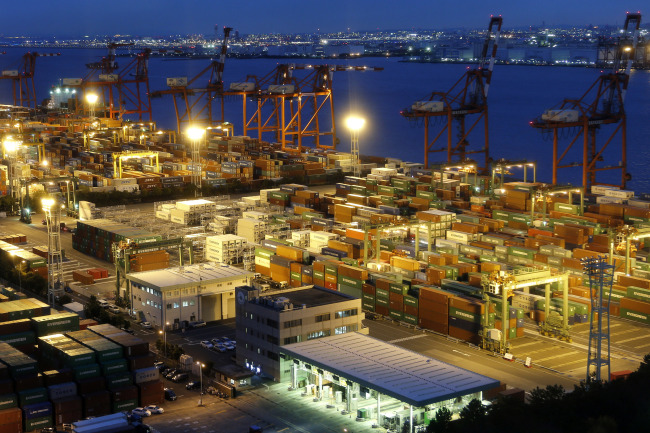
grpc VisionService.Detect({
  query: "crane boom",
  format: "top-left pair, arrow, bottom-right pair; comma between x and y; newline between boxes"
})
481,16 -> 503,99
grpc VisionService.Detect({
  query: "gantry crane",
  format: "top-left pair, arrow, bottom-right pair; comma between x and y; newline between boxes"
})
112,150 -> 160,178
481,267 -> 570,353
230,63 -> 383,153
151,27 -> 233,133
401,16 -> 503,171
0,52 -> 61,108
531,12 -> 641,189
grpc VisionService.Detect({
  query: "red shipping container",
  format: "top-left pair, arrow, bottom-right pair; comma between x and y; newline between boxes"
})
324,281 -> 336,291
55,409 -> 83,425
448,325 -> 480,345
0,421 -> 22,433
111,385 -> 138,402
0,407 -> 21,424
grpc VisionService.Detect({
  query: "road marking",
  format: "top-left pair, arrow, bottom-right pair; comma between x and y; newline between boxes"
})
278,429 -> 289,432
510,341 -> 538,349
535,351 -> 579,362
610,329 -> 639,337
616,335 -> 650,344
452,349 -> 470,357
634,341 -> 650,349
548,358 -> 587,369
388,334 -> 427,344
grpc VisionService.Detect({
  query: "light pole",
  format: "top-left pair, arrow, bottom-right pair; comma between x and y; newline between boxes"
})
86,92 -> 98,118
197,361 -> 205,406
3,138 -> 21,215
187,126 -> 205,197
346,116 -> 365,177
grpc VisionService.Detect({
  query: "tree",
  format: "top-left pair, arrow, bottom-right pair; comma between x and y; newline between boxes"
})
426,407 -> 453,433
458,399 -> 485,429
84,295 -> 102,320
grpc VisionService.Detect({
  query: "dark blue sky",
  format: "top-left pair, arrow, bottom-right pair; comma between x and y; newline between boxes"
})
0,1 -> 644,36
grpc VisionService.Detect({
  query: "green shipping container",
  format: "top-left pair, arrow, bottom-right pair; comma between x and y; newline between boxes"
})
31,313 -> 80,337
112,399 -> 138,413
324,265 -> 338,276
101,358 -> 128,376
337,284 -> 361,298
375,297 -> 389,308
25,416 -> 52,432
106,372 -> 133,390
403,314 -> 418,326
0,331 -> 35,347
403,296 -> 418,309
62,349 -> 96,368
0,393 -> 17,410
508,327 -> 517,339
18,387 -> 48,407
375,287 -> 389,300
255,247 -> 274,259
73,363 -> 101,381
338,276 -> 362,290
627,286 -> 650,303
313,270 -> 325,280
389,310 -> 403,321
389,283 -> 409,295
362,301 -> 375,312
362,293 -> 375,303
449,307 -> 481,323
620,308 -> 650,325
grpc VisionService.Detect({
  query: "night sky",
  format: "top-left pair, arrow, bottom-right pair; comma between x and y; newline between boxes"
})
0,1 -> 645,37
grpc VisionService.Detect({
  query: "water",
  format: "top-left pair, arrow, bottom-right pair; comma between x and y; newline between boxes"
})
2,47 -> 650,190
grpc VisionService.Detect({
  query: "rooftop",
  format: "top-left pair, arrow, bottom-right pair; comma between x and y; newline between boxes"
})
280,332 -> 499,407
127,263 -> 254,290
248,286 -> 356,310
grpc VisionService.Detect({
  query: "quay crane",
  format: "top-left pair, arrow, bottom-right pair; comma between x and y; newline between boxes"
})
530,12 -> 641,190
401,16 -> 503,171
0,52 -> 61,108
228,63 -> 383,153
151,27 -> 233,133
81,42 -> 153,121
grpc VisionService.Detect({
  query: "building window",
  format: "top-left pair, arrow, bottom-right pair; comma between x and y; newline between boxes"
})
335,309 -> 358,319
266,319 -> 279,329
307,330 -> 331,340
173,302 -> 179,309
266,335 -> 278,345
267,351 -> 279,361
167,304 -> 172,310
335,324 -> 358,335
182,301 -> 189,307
283,319 -> 302,329
315,313 -> 330,323
284,336 -> 302,345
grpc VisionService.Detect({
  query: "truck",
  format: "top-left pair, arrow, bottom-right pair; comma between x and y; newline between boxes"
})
73,420 -> 130,433
73,413 -> 128,431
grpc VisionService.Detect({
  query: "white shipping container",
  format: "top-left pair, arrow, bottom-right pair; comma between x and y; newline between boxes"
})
156,210 -> 170,221
62,78 -> 83,86
255,256 -> 270,268
133,366 -> 159,384
627,198 -> 650,209
541,109 -> 579,122
446,230 -> 470,244
167,77 -> 188,87
268,84 -> 295,94
591,185 -> 617,195
48,382 -> 77,400
229,82 -> 255,92
604,189 -> 634,199
596,196 -> 623,204
412,100 -> 444,112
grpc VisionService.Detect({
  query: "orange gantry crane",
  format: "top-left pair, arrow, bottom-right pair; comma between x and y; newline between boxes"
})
79,42 -> 153,121
228,63 -> 383,153
531,12 -> 641,190
0,52 -> 61,108
401,16 -> 503,171
151,27 -> 233,133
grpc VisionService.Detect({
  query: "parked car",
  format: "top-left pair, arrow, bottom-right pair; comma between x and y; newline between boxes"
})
98,299 -> 109,309
164,369 -> 178,379
121,327 -> 135,335
212,343 -> 227,353
61,424 -> 73,431
188,321 -> 206,328
140,321 -> 152,329
108,305 -> 120,314
131,407 -> 152,417
153,361 -> 165,370
164,388 -> 177,401
221,336 -> 232,343
200,340 -> 213,350
210,338 -> 221,345
172,373 -> 188,383
144,405 -> 164,414
224,342 -> 235,351
186,380 -> 200,390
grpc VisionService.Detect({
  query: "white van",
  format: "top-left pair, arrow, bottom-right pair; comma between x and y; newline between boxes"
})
98,299 -> 109,308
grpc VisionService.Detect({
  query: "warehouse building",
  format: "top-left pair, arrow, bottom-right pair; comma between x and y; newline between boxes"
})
280,332 -> 500,432
127,263 -> 255,328
235,285 -> 363,380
